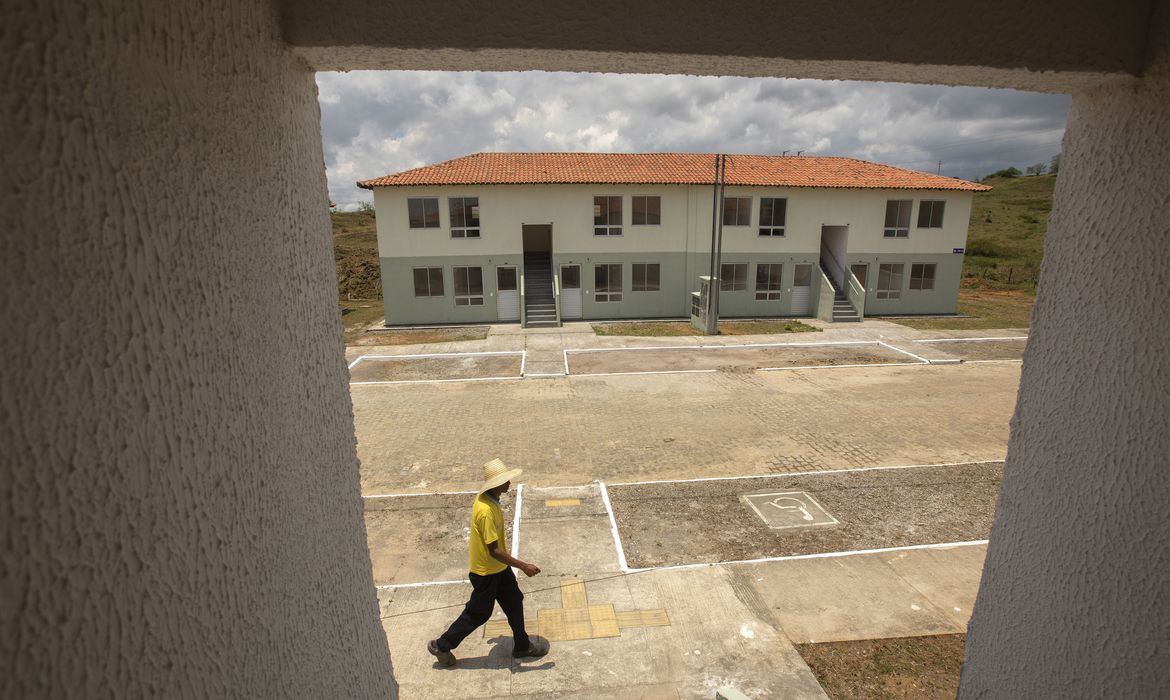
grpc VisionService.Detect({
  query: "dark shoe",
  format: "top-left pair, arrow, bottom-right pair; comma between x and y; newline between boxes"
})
427,639 -> 456,667
512,636 -> 550,659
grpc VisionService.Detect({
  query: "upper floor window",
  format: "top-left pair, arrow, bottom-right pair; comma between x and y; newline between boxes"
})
408,197 -> 441,229
917,200 -> 946,228
909,263 -> 936,290
412,267 -> 444,297
883,200 -> 912,238
594,196 -> 622,236
632,196 -> 661,225
632,263 -> 660,291
452,266 -> 484,306
720,263 -> 748,291
723,197 -> 751,226
449,197 -> 480,238
759,198 -> 787,236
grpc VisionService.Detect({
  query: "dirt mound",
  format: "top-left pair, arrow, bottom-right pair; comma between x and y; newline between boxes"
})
337,255 -> 382,300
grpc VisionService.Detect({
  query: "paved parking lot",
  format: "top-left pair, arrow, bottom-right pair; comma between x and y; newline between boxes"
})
353,361 -> 1018,494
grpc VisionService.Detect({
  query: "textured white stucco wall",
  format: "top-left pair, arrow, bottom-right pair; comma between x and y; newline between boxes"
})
960,11 -> 1170,697
1,1 -> 395,696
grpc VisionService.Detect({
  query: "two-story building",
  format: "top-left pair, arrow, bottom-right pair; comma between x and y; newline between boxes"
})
357,152 -> 989,327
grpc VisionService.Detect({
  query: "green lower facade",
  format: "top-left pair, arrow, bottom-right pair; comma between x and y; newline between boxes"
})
379,250 -> 964,325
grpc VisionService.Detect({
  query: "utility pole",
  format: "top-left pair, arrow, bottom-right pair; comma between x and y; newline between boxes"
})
937,160 -> 942,175
706,154 -> 727,335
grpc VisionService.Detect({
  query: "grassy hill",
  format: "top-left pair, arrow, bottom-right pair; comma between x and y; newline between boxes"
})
332,210 -> 381,299
962,174 -> 1055,290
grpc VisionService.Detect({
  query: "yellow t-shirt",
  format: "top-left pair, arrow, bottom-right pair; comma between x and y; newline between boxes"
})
468,493 -> 508,575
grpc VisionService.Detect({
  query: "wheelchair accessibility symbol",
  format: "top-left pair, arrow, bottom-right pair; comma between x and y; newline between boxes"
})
742,491 -> 838,529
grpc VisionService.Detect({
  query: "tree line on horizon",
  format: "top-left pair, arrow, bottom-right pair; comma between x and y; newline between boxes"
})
983,153 -> 1061,181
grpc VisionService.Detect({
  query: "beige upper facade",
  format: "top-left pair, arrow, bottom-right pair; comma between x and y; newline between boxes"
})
372,182 -> 976,257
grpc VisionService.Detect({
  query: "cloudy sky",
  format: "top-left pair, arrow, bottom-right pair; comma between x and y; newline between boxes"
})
318,71 -> 1069,211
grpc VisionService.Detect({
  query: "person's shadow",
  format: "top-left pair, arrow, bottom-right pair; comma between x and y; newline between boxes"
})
434,635 -> 553,672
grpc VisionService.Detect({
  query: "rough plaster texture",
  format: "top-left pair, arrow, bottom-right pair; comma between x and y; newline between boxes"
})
283,0 -> 1151,92
1,1 -> 395,696
961,10 -> 1170,697
4,0 -> 1169,696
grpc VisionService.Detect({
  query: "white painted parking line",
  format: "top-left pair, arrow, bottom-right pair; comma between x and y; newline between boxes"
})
363,489 -> 477,499
511,483 -> 524,561
876,340 -> 932,364
350,376 -> 523,386
958,359 -> 1024,365
360,351 -> 525,359
347,355 -> 365,370
597,481 -> 632,572
913,336 -> 1028,343
608,459 -> 1005,487
348,350 -> 527,385
622,540 -> 990,574
758,361 -> 917,373
565,340 -> 886,355
376,579 -> 466,590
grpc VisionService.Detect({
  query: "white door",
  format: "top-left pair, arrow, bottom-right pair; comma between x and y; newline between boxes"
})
792,264 -> 812,315
496,266 -> 519,321
560,264 -> 582,319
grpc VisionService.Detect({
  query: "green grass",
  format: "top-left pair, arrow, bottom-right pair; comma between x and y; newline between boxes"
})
340,300 -> 385,343
592,319 -> 820,337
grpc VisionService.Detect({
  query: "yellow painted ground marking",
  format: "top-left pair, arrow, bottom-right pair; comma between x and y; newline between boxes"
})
616,609 -> 671,628
544,498 -> 581,507
483,578 -> 671,641
560,579 -> 589,609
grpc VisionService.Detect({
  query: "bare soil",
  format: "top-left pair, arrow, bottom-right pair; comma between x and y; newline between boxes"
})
922,339 -> 1027,362
364,492 -> 515,586
349,354 -> 521,382
607,462 -> 1001,568
796,634 -> 966,699
567,343 -> 913,375
348,326 -> 490,347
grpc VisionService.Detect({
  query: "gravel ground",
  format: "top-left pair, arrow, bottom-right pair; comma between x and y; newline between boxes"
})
364,491 -> 515,585
568,343 -> 914,375
607,462 -> 1002,568
350,354 -> 522,382
796,634 -> 966,699
919,339 -> 1026,362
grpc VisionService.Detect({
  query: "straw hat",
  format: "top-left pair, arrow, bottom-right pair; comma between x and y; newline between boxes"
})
479,458 -> 522,493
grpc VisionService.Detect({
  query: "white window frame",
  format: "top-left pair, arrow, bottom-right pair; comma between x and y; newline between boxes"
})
631,196 -> 661,226
632,263 -> 660,292
407,197 -> 441,229
883,200 -> 912,238
593,196 -> 623,236
448,196 -> 481,238
412,267 -> 444,298
755,263 -> 783,300
722,196 -> 752,227
759,197 -> 787,237
720,262 -> 748,292
595,263 -> 623,302
876,263 -> 904,300
917,200 -> 946,228
452,266 -> 484,306
909,263 -> 937,290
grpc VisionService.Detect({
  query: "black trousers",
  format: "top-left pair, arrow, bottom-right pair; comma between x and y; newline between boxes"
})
437,567 -> 530,652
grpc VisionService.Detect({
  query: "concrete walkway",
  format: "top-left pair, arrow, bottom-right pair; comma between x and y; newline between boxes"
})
379,482 -> 985,699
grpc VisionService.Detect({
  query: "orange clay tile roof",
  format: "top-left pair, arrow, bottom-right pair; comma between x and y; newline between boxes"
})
357,152 -> 990,191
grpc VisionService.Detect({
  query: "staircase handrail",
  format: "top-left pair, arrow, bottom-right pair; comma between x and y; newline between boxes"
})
820,242 -> 847,290
846,270 -> 866,319
552,271 -> 562,326
519,270 -> 526,327
815,267 -> 836,322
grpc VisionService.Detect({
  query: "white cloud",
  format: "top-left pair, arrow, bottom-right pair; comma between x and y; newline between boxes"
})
316,71 -> 1069,210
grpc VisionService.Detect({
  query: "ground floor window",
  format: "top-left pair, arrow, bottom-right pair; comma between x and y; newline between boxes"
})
720,263 -> 748,291
413,267 -> 444,297
755,263 -> 782,300
910,263 -> 936,290
632,263 -> 660,291
453,266 -> 484,306
877,263 -> 904,300
595,263 -> 623,302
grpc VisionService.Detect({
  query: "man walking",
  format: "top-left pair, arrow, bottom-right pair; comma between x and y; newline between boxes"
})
428,458 -> 550,667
